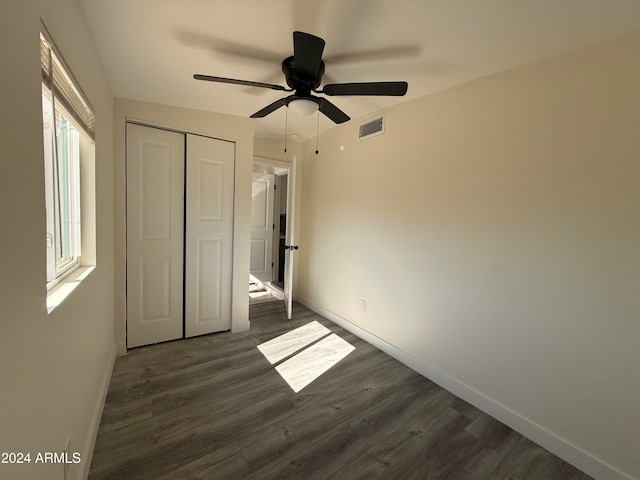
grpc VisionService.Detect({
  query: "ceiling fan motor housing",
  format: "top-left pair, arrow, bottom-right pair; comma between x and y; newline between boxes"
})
282,56 -> 325,94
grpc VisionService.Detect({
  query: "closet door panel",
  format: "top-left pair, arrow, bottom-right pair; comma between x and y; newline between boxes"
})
126,124 -> 185,348
185,134 -> 235,336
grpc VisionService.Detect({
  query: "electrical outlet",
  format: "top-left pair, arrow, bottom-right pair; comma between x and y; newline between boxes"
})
361,299 -> 368,312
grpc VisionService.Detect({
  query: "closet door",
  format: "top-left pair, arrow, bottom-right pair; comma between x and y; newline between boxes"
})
184,134 -> 235,337
126,124 -> 185,348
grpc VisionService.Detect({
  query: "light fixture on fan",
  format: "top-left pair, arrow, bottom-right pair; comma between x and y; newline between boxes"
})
288,98 -> 319,116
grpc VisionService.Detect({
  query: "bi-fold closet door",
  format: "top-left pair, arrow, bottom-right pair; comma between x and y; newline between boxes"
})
126,123 -> 234,349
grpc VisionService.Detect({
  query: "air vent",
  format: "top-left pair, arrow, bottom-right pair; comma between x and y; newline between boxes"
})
358,115 -> 384,140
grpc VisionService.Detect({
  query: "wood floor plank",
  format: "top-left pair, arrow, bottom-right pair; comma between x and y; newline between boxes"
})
237,359 -> 418,475
326,401 -> 464,480
553,461 -> 599,480
91,392 -> 295,479
88,302 -> 595,480
490,434 -> 566,479
243,420 -> 372,480
154,442 -> 248,480
465,411 -> 515,452
96,397 -> 152,435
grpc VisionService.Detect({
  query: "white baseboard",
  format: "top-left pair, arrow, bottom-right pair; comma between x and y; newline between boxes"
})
297,295 -> 636,480
266,282 -> 285,300
79,343 -> 116,480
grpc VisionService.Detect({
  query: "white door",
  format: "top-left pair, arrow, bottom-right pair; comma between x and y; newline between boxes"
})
184,134 -> 235,337
250,172 -> 274,283
126,124 -> 185,348
284,157 -> 297,319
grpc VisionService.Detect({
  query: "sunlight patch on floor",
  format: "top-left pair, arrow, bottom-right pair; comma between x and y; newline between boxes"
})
257,320 -> 331,364
257,321 -> 355,393
275,333 -> 355,393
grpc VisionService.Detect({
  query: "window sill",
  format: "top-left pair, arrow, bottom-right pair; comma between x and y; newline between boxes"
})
47,265 -> 95,313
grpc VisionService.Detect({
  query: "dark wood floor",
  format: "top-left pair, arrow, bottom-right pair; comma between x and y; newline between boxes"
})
89,302 -> 593,480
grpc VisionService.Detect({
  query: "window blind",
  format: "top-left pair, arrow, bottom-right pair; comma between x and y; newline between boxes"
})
40,33 -> 95,139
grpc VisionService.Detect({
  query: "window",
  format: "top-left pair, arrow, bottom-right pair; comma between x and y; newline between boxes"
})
40,31 -> 96,292
42,89 -> 81,280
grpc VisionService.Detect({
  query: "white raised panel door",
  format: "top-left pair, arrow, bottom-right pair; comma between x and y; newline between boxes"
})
284,157 -> 297,319
185,134 -> 235,337
126,124 -> 185,348
250,173 -> 274,283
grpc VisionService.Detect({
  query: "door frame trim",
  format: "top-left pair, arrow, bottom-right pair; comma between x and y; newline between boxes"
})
252,156 -> 295,310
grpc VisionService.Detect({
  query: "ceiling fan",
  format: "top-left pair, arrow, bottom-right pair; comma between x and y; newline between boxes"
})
194,31 -> 408,124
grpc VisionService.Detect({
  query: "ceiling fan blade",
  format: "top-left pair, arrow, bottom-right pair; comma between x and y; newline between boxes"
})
178,31 -> 282,64
293,31 -> 325,80
318,98 -> 350,124
250,97 -> 289,118
194,74 -> 288,91
324,45 -> 420,65
321,81 -> 408,96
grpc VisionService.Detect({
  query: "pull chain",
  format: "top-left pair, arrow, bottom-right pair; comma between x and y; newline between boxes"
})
315,110 -> 320,155
284,106 -> 288,153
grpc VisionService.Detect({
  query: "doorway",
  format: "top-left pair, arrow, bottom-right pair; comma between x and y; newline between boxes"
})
250,156 -> 296,316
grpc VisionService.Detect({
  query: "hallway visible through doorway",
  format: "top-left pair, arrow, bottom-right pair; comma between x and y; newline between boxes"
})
249,275 -> 282,305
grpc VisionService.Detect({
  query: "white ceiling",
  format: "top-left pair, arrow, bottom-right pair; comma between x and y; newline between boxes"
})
80,0 -> 640,140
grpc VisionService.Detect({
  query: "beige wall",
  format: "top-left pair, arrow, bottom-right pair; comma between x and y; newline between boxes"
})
254,137 -> 297,162
0,1 -> 115,479
113,98 -> 255,351
297,31 -> 640,479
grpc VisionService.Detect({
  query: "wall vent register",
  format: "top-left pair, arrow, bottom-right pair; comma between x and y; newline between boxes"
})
358,115 -> 385,140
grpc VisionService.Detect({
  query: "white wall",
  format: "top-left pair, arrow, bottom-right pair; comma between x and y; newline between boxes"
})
297,30 -> 640,480
0,1 -> 115,479
113,98 -> 255,351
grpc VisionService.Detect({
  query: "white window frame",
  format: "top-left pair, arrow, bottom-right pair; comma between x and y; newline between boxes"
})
43,87 -> 82,285
41,29 -> 96,309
